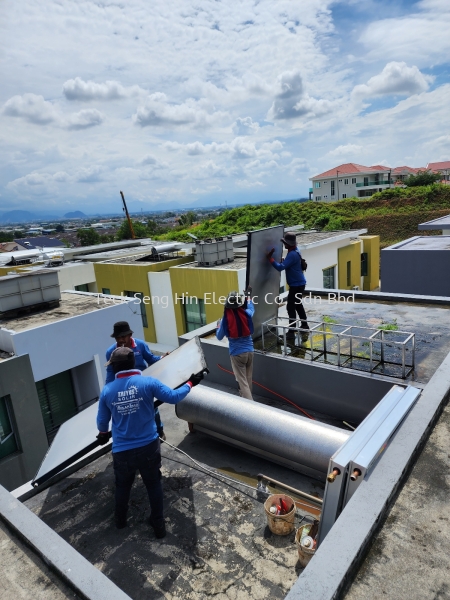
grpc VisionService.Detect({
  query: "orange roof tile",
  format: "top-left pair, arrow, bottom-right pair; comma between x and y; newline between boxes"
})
427,161 -> 450,171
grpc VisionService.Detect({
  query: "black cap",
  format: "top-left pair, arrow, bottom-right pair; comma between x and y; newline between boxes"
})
111,321 -> 133,338
105,346 -> 135,366
225,291 -> 245,309
280,232 -> 297,246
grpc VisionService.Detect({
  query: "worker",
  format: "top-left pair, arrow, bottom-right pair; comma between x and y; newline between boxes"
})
106,321 -> 167,440
216,288 -> 255,400
97,346 -> 203,537
267,232 -> 309,342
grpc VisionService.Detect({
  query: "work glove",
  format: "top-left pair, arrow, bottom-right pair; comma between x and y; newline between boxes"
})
96,432 -> 110,445
187,372 -> 204,387
266,248 -> 275,259
244,285 -> 252,297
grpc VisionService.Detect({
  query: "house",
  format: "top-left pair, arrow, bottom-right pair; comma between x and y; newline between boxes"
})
309,163 -> 423,201
14,236 -> 65,250
427,160 -> 450,182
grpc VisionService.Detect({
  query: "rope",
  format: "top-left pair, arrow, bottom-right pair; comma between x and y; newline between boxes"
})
216,363 -> 315,420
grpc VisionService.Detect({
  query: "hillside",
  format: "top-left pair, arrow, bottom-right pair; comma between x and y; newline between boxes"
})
155,185 -> 450,248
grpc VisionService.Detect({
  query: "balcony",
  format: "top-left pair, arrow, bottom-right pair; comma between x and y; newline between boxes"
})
355,181 -> 391,187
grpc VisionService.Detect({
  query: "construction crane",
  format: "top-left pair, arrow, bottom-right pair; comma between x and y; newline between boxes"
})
119,191 -> 136,239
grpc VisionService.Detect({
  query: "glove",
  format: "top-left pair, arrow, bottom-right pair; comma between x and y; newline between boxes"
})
187,372 -> 204,387
266,248 -> 275,259
96,432 -> 110,445
244,286 -> 252,297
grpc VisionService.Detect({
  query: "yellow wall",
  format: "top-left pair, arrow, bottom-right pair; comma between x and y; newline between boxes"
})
169,265 -> 241,336
94,256 -> 192,343
338,241 -> 361,290
360,235 -> 380,291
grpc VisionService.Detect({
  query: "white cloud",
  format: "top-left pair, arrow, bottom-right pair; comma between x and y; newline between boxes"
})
288,158 -> 310,172
3,93 -> 58,125
267,71 -> 332,121
327,144 -> 363,158
133,93 -> 226,128
139,154 -> 158,165
233,117 -> 260,135
75,166 -> 103,183
66,109 -> 105,130
352,62 -> 432,100
63,77 -> 141,101
236,179 -> 265,188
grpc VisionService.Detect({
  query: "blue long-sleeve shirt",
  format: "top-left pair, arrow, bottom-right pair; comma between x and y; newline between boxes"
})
216,300 -> 255,356
105,338 -> 160,384
270,247 -> 306,287
97,370 -> 191,452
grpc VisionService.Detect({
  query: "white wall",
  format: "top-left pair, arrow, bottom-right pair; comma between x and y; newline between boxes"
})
8,295 -> 144,384
148,271 -> 178,348
300,237 -> 361,288
57,262 -> 97,292
71,360 -> 101,409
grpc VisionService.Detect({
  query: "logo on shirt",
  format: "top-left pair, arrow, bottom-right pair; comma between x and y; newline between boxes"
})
113,386 -> 143,416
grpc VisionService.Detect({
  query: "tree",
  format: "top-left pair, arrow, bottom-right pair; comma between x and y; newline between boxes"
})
77,228 -> 100,246
178,211 -> 197,227
115,220 -> 149,240
404,170 -> 442,187
0,232 -> 13,243
55,224 -> 65,232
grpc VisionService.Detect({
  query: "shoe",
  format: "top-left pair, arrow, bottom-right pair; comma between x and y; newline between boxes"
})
301,332 -> 310,343
148,516 -> 166,539
158,430 -> 166,441
285,331 -> 296,341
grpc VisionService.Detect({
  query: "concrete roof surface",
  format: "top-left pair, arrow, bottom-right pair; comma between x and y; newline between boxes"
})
418,215 -> 450,229
390,236 -> 450,250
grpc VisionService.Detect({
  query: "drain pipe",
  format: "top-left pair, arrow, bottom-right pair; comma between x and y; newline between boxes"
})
257,473 -> 323,506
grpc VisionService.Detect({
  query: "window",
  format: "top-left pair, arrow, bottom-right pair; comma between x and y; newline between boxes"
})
323,181 -> 327,184
344,178 -> 349,185
125,291 -> 148,328
352,177 -> 356,184
323,195 -> 328,199
361,253 -> 368,277
331,181 -> 335,196
36,371 -> 77,442
102,288 -> 111,295
183,297 -> 207,332
74,284 -> 89,292
0,395 -> 19,460
342,194 -> 347,199
346,261 -> 351,286
315,196 -> 322,201
363,176 -> 369,186
338,179 -> 342,182
314,182 -> 321,188
323,266 -> 335,289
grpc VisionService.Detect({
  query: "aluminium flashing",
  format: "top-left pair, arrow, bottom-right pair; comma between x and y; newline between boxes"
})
418,215 -> 450,229
0,485 -> 132,600
285,349 -> 450,600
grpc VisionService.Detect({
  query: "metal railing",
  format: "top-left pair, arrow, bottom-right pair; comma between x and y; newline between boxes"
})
261,317 -> 415,379
355,181 -> 391,187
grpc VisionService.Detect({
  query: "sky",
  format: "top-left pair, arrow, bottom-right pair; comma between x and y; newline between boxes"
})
1,0 -> 449,214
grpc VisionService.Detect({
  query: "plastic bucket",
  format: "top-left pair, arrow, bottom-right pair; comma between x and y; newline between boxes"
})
295,524 -> 316,567
264,494 -> 296,536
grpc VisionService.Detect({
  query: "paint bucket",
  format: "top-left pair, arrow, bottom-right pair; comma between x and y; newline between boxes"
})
264,494 -> 296,536
295,524 -> 316,568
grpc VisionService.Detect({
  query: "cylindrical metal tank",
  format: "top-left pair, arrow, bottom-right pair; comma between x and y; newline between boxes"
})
176,386 -> 350,477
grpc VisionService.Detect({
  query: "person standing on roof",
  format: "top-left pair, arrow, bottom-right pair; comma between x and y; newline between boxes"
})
216,288 -> 255,400
106,321 -> 168,440
267,232 -> 309,342
97,346 -> 203,537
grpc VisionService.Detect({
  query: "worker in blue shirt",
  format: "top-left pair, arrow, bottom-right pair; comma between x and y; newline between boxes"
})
106,321 -> 167,440
267,231 -> 309,342
97,346 -> 203,537
216,288 -> 255,399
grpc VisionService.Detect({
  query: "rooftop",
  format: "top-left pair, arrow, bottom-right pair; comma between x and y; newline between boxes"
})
418,214 -> 450,230
0,291 -> 109,333
294,230 -> 367,249
387,236 -> 450,251
178,256 -> 248,270
427,160 -> 450,171
312,163 -> 424,179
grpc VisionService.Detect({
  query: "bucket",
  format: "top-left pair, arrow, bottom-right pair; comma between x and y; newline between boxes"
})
295,524 -> 316,568
264,494 -> 296,536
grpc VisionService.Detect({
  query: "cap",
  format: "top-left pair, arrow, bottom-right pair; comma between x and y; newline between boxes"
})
105,346 -> 135,366
280,232 -> 297,246
225,291 -> 246,309
111,321 -> 133,338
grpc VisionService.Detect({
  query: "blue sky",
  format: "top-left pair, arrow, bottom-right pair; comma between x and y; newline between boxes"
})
0,0 -> 449,213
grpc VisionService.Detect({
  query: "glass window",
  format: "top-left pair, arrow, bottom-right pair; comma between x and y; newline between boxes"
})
361,253 -> 368,277
346,261 -> 351,286
0,395 -> 19,460
102,288 -> 111,295
331,181 -> 335,196
364,176 -> 369,186
352,178 -> 356,184
125,291 -> 148,328
344,178 -> 349,185
184,298 -> 207,332
314,182 -> 321,188
36,371 -> 78,442
74,284 -> 89,292
315,196 -> 322,201
323,266 -> 335,289
342,194 -> 347,199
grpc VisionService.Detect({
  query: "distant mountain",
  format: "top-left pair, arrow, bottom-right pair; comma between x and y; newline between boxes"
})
0,210 -> 38,224
64,211 -> 87,218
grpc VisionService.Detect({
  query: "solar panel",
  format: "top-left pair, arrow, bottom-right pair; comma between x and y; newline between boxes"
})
32,337 -> 208,486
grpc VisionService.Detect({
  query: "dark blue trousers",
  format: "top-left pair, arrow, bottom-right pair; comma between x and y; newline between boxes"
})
113,438 -> 163,524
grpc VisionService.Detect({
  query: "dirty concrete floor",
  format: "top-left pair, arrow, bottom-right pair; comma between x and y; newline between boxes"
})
344,401 -> 450,600
24,388 -> 323,600
268,299 -> 450,384
0,519 -> 81,600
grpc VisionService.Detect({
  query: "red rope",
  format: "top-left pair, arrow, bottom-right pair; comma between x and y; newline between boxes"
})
216,363 -> 315,420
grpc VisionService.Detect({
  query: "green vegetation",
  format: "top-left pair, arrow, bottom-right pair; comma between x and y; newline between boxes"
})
153,184 -> 450,248
322,315 -> 338,324
0,230 -> 23,243
404,171 -> 442,187
378,320 -> 399,331
76,228 -> 114,246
